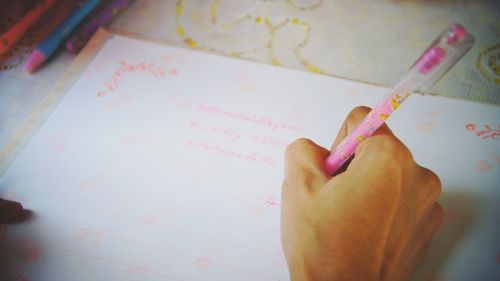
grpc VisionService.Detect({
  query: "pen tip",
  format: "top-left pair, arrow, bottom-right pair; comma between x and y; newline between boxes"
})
24,49 -> 46,73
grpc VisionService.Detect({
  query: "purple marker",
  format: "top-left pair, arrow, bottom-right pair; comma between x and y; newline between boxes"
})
324,24 -> 474,175
66,0 -> 133,53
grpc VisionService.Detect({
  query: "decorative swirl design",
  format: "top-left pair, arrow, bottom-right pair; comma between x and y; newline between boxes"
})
476,43 -> 500,84
175,0 -> 328,75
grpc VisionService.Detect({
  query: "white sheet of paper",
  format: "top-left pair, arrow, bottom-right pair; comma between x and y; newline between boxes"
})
1,35 -> 499,281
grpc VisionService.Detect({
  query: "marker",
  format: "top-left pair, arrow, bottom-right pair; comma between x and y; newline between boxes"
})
24,0 -> 102,73
0,0 -> 57,57
66,0 -> 134,54
325,24 -> 475,175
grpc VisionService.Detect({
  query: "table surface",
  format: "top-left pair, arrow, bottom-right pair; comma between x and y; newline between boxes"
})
1,0 -> 499,150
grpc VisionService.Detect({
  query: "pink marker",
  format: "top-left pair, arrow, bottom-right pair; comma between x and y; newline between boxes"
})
325,24 -> 474,175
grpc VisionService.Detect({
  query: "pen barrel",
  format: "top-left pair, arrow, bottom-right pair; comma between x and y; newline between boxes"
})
324,88 -> 408,175
325,24 -> 474,175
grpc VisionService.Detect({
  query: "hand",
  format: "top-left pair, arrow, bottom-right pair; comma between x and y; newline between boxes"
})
0,198 -> 24,224
281,106 -> 443,281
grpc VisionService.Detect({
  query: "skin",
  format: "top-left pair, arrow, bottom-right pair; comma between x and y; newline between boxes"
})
281,106 -> 444,281
0,198 -> 23,223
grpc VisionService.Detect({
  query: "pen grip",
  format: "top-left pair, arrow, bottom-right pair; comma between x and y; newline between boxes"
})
325,91 -> 404,175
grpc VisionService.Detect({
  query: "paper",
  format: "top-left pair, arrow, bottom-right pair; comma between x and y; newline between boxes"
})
0,35 -> 499,281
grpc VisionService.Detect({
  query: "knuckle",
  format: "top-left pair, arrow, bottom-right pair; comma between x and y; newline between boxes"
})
420,166 -> 442,198
285,138 -> 311,160
286,138 -> 312,155
361,135 -> 413,163
348,106 -> 371,121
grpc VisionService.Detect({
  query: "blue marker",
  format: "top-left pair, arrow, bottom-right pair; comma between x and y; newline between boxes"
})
24,0 -> 102,73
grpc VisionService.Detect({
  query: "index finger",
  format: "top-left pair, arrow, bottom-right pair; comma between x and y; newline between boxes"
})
330,106 -> 394,151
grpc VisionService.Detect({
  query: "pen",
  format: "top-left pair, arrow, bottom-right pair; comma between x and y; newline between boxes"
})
66,0 -> 134,54
324,24 -> 475,175
24,0 -> 102,73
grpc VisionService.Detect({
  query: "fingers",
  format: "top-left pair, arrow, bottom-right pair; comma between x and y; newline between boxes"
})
395,203 -> 443,281
417,166 -> 442,202
406,203 -> 443,276
283,138 -> 330,194
403,241 -> 431,281
413,166 -> 442,220
346,133 -> 414,180
0,198 -> 24,223
419,203 -> 444,244
406,203 -> 443,278
330,106 -> 393,151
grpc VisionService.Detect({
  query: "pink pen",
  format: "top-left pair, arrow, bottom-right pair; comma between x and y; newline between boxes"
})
325,24 -> 474,175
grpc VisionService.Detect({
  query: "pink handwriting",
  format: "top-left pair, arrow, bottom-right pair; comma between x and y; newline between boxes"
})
473,154 -> 499,173
194,256 -> 214,270
418,110 -> 440,133
184,140 -> 275,166
250,134 -> 289,148
466,123 -> 500,140
74,228 -> 104,246
189,121 -> 241,141
197,103 -> 302,133
194,247 -> 224,269
264,196 -> 281,209
188,120 -> 290,148
97,60 -> 177,97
